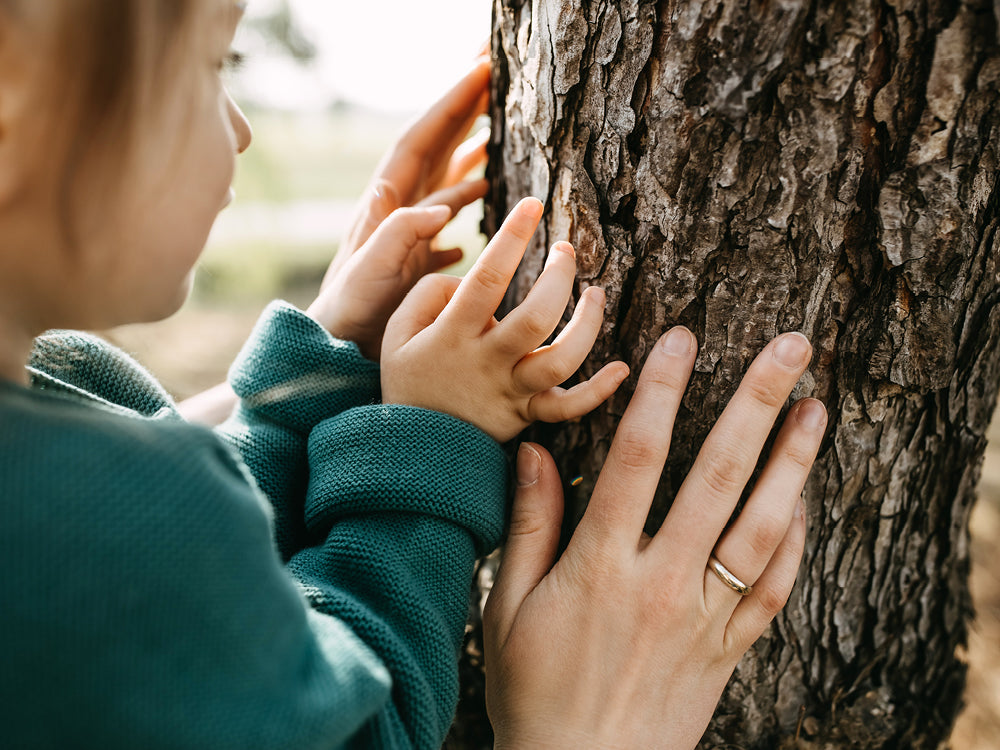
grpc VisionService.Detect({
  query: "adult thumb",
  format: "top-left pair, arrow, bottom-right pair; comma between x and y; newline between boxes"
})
486,443 -> 564,636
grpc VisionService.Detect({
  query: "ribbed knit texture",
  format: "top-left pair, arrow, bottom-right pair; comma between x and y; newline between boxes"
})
0,301 -> 508,749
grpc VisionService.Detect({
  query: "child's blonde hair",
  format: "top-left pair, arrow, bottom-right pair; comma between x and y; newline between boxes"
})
9,0 -> 198,241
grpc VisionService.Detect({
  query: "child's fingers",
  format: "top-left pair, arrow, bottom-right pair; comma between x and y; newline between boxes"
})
702,398 -> 825,614
527,362 -> 630,424
425,247 -> 464,274
723,496 -> 806,657
492,242 -> 577,356
325,179 -> 401,287
365,205 -> 453,268
383,274 -> 462,350
442,128 -> 490,187
512,286 -> 606,392
415,178 -> 489,216
440,197 -> 543,336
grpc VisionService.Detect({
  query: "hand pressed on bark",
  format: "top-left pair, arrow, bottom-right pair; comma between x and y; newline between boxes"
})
484,330 -> 826,749
381,197 -> 630,443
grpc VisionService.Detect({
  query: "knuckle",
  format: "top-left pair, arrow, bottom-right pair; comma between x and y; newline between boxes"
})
756,583 -> 791,616
698,447 -> 747,497
538,354 -> 571,385
782,441 -> 819,474
639,359 -> 689,395
744,513 -> 788,558
471,261 -> 510,292
519,307 -> 552,341
741,374 -> 790,410
613,430 -> 661,472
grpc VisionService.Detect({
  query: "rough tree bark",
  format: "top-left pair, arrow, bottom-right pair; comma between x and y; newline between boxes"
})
448,0 -> 1000,748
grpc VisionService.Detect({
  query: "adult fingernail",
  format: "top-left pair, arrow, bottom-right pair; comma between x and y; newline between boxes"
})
796,399 -> 827,431
516,443 -> 541,487
660,326 -> 692,356
773,332 -> 811,368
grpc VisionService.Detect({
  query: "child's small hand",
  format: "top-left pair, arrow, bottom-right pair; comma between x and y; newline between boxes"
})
381,198 -> 629,443
306,179 -> 485,360
308,58 -> 491,360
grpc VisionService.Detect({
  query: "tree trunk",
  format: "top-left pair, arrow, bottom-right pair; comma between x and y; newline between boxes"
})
455,0 -> 1000,747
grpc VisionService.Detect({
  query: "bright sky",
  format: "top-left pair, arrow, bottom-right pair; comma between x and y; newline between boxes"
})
234,0 -> 492,113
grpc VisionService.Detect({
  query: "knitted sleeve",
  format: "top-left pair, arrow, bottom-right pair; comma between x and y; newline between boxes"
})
288,404 -> 508,747
4,379 -> 507,749
3,406 -> 395,750
215,301 -> 381,560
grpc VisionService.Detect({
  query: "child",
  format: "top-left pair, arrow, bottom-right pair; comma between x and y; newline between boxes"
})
0,1 -> 827,748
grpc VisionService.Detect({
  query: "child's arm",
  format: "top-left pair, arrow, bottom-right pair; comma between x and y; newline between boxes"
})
381,197 -> 630,442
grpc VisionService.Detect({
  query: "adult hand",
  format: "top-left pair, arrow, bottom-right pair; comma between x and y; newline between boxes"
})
321,56 -> 490,289
484,328 -> 826,749
308,58 -> 491,359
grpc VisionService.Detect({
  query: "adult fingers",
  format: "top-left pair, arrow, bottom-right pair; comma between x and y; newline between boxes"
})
440,197 -> 543,336
492,242 -> 577,356
576,327 -> 697,545
484,443 -> 565,644
723,496 -> 807,657
375,59 -> 490,204
528,362 -> 630,424
513,286 -> 607,392
655,333 -> 812,566
704,398 -> 825,612
441,128 -> 490,188
415,178 -> 489,215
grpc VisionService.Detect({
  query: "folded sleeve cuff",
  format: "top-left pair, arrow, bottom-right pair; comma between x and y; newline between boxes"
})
305,405 -> 508,555
229,301 -> 380,434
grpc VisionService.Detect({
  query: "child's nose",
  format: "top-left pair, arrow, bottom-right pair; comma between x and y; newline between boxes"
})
227,93 -> 252,154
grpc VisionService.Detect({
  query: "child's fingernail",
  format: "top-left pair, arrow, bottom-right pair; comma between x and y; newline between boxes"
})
660,326 -> 692,356
795,497 -> 805,520
588,286 -> 606,305
545,242 -> 575,267
519,197 -> 544,219
773,332 -> 811,368
516,443 -> 541,487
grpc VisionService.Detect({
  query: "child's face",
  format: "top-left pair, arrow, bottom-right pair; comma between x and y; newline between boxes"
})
72,0 -> 252,326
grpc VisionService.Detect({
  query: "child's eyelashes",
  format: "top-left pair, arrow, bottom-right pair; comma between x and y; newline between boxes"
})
220,49 -> 245,73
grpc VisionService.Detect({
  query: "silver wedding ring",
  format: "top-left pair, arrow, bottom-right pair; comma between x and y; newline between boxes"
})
708,555 -> 753,596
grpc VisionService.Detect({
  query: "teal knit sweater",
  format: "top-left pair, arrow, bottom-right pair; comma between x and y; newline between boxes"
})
0,301 -> 508,749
